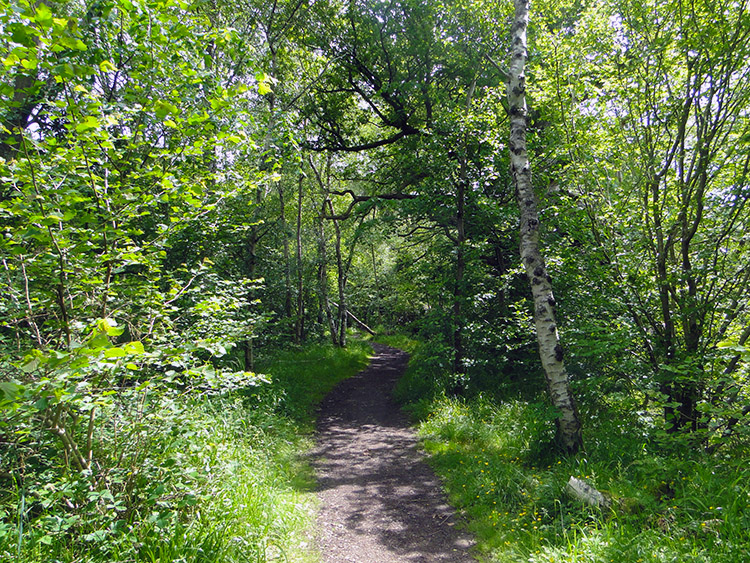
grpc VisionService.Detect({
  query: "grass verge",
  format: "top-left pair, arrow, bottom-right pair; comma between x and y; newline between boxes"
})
382,337 -> 750,563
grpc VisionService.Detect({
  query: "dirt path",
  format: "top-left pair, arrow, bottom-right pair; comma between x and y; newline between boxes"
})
311,343 -> 476,563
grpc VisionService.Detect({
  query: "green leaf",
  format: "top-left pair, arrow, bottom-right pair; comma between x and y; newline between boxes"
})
124,341 -> 145,354
99,60 -> 117,72
0,381 -> 23,402
75,116 -> 100,133
154,100 -> 179,119
98,318 -> 124,337
2,53 -> 20,68
58,36 -> 87,51
53,63 -> 75,78
8,23 -> 36,47
21,351 -> 43,373
255,72 -> 275,95
34,397 -> 50,410
35,3 -> 53,27
88,331 -> 111,349
83,530 -> 108,543
258,81 -> 273,96
104,347 -> 127,358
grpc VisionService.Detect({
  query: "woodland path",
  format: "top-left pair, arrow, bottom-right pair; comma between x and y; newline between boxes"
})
311,343 -> 477,563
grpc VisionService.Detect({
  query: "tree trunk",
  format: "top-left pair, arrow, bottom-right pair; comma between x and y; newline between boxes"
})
317,199 -> 337,345
331,301 -> 375,335
308,155 -> 338,344
295,173 -> 305,344
508,0 -> 582,454
370,244 -> 382,325
278,180 -> 293,320
327,199 -> 348,347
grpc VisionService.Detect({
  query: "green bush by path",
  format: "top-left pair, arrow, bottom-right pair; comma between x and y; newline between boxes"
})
0,341 -> 371,563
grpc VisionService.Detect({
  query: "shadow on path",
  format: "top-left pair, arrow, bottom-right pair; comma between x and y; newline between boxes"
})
311,343 -> 476,563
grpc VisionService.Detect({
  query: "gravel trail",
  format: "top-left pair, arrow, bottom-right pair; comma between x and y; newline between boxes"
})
312,343 -> 476,563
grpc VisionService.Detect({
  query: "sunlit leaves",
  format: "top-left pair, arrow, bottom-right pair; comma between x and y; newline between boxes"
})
256,71 -> 275,96
73,115 -> 99,133
527,0 -> 750,434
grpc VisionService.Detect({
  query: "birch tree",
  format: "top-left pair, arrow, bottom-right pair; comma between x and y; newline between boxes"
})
507,0 -> 583,453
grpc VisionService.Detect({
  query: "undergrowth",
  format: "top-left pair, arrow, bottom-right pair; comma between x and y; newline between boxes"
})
381,336 -> 750,563
0,340 -> 371,563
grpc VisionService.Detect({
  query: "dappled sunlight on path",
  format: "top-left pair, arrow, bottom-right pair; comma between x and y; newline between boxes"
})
312,343 -> 476,562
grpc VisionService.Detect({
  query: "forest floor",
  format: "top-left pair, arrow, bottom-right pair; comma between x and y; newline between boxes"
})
310,343 -> 477,563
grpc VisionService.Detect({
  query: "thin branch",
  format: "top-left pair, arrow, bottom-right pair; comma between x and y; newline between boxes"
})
305,127 -> 420,153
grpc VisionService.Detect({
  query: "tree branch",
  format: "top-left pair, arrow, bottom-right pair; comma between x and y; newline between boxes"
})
322,190 -> 417,220
305,127 -> 420,153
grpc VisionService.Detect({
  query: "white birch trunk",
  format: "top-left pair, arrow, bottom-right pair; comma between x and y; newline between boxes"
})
508,0 -> 582,453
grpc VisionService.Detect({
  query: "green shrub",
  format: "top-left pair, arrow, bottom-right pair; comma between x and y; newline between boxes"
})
0,340 -> 371,562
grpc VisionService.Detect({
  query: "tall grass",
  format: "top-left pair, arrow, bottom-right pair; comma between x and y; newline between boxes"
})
384,337 -> 750,563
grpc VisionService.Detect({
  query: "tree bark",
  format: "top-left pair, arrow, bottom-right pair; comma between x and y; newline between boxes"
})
370,243 -> 382,325
308,155 -> 339,344
508,0 -> 582,454
327,198 -> 348,347
317,198 -> 337,345
278,180 -> 293,320
295,173 -> 305,344
331,301 -> 375,335
452,78 -> 475,376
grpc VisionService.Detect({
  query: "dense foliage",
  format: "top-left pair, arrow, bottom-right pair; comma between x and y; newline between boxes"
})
1,0 -> 748,561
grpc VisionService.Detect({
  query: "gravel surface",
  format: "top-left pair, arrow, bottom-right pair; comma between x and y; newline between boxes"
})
311,343 -> 477,563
